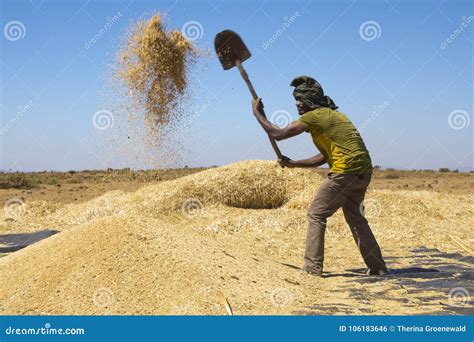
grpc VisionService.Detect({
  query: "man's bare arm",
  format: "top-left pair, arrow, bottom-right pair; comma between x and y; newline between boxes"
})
252,98 -> 306,141
278,154 -> 326,168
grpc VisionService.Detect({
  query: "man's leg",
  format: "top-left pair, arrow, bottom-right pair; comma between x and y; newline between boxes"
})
304,174 -> 348,274
341,174 -> 387,272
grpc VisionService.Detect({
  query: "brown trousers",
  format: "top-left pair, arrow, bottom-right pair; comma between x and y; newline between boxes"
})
304,172 -> 387,273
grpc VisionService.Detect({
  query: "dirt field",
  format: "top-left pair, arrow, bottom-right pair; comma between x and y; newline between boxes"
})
0,161 -> 472,315
1,167 -> 471,206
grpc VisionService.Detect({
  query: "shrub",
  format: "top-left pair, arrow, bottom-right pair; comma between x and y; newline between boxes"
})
383,172 -> 401,179
0,173 -> 39,189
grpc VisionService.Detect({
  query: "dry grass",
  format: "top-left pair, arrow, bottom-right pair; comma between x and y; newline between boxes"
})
0,168 -> 205,189
0,160 -> 472,315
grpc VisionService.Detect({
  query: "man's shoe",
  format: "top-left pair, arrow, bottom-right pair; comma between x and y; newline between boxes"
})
302,270 -> 323,277
302,267 -> 323,277
366,268 -> 389,276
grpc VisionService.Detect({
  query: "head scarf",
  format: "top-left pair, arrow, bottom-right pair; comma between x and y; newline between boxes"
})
290,76 -> 338,110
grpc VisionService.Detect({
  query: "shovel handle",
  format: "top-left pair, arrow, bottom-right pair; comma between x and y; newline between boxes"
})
235,61 -> 258,100
235,61 -> 283,159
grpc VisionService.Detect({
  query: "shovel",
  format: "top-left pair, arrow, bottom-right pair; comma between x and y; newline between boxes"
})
214,30 -> 282,159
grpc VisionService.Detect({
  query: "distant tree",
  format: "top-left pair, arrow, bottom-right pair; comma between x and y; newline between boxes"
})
373,165 -> 381,170
439,168 -> 450,172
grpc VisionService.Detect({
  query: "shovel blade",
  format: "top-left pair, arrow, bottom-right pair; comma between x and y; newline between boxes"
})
214,30 -> 251,70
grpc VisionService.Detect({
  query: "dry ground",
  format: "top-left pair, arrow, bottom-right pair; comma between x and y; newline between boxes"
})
0,167 -> 472,207
0,162 -> 472,315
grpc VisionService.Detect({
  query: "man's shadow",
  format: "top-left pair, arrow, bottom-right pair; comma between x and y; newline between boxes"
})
292,247 -> 473,315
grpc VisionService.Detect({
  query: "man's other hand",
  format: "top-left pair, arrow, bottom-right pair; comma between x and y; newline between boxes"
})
278,155 -> 294,168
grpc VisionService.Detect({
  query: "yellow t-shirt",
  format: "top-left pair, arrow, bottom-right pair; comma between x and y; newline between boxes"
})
297,107 -> 372,174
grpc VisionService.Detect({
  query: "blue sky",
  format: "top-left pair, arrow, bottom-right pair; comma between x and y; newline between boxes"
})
1,0 -> 472,171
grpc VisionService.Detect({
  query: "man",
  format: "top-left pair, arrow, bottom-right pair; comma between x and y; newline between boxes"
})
251,76 -> 388,277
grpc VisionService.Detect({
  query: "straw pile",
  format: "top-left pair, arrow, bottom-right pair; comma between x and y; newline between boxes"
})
0,161 -> 472,315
